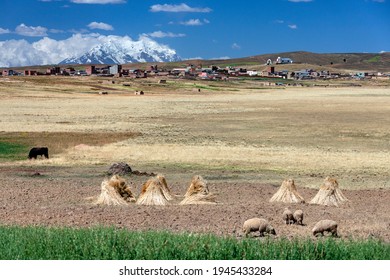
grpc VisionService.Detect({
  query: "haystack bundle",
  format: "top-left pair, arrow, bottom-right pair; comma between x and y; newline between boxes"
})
136,174 -> 173,206
95,175 -> 136,206
269,178 -> 305,204
310,177 -> 348,207
156,174 -> 174,201
180,175 -> 217,205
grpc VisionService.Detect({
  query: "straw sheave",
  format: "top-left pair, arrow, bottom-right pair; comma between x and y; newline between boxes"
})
180,175 -> 217,205
94,175 -> 136,206
136,174 -> 172,206
269,178 -> 305,204
310,177 -> 348,207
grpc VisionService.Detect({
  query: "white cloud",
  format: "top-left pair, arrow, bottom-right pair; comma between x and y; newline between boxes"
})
87,22 -> 114,31
274,20 -> 284,24
15,23 -> 48,37
150,3 -> 212,13
0,28 -> 11,34
288,24 -> 298,29
232,43 -> 241,50
179,19 -> 209,26
70,0 -> 126,4
210,56 -> 231,60
145,31 -> 186,38
181,19 -> 202,26
183,56 -> 203,60
0,33 -> 132,67
0,39 -> 41,67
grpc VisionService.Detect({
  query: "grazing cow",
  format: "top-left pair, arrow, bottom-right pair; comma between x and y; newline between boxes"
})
28,147 -> 49,159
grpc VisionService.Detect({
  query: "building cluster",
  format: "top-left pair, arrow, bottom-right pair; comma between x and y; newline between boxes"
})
1,65 -> 150,78
1,59 -> 389,81
166,64 -> 389,81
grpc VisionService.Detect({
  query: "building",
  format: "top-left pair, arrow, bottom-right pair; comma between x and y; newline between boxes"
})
2,69 -> 15,76
85,65 -> 96,75
247,71 -> 258,77
276,57 -> 293,64
46,67 -> 61,75
24,70 -> 38,76
109,65 -> 122,75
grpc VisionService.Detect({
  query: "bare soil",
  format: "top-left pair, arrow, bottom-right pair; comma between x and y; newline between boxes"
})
0,165 -> 388,242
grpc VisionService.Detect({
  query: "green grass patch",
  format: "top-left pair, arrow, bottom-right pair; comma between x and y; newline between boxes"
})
365,55 -> 381,63
0,226 -> 388,260
0,142 -> 29,161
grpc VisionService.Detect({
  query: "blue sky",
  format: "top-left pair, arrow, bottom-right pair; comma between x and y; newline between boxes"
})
0,0 -> 389,66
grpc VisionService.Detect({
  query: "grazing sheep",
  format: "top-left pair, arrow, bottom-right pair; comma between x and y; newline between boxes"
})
282,208 -> 294,225
293,209 -> 304,225
242,218 -> 276,237
312,220 -> 338,237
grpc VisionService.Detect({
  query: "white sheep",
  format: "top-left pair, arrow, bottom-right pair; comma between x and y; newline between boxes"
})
282,208 -> 294,225
312,219 -> 338,237
293,209 -> 304,225
242,218 -> 276,237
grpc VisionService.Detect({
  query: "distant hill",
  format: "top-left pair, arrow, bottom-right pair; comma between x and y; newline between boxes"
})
124,51 -> 390,72
247,51 -> 390,72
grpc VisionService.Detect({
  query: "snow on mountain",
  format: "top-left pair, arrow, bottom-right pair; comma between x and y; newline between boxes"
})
60,36 -> 181,65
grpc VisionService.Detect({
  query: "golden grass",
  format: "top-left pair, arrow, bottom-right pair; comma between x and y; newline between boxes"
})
1,77 -> 390,189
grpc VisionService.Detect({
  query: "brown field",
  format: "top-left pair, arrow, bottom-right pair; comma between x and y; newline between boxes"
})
0,75 -> 389,241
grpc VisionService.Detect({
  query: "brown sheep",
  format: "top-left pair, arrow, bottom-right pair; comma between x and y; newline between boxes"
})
293,209 -> 304,225
312,220 -> 338,237
242,218 -> 276,237
282,207 -> 294,225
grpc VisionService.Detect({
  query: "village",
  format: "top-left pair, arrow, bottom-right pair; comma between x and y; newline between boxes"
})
1,56 -> 389,83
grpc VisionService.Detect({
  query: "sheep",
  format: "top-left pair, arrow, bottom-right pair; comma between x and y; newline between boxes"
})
312,219 -> 338,237
293,209 -> 304,225
282,207 -> 294,225
242,218 -> 276,237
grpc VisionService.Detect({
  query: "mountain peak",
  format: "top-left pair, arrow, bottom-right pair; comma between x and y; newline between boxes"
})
59,36 -> 181,65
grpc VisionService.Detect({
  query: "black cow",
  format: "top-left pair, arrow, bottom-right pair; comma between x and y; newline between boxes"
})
28,147 -> 49,159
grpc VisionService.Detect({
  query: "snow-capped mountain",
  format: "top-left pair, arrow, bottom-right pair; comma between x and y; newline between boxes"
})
59,36 -> 181,65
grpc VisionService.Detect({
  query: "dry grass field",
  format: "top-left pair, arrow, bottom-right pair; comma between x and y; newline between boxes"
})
0,75 -> 389,241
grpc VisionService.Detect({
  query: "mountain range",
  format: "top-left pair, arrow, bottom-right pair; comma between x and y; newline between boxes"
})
59,36 -> 181,65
